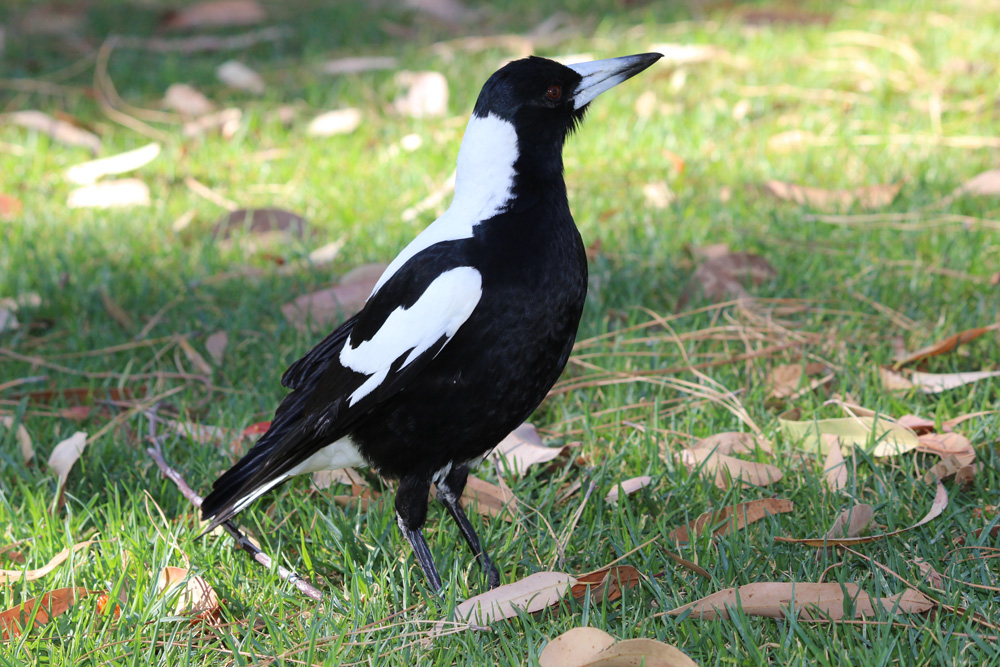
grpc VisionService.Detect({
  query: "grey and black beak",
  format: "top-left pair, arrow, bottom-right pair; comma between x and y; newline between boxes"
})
568,52 -> 663,109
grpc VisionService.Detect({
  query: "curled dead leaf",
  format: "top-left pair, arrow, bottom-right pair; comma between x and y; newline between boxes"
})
763,180 -> 901,210
680,447 -> 783,489
916,432 -> 975,466
1,587 -> 97,641
893,323 -> 999,368
605,476 -> 653,503
668,498 -> 794,542
156,567 -> 220,618
68,179 -> 150,209
65,143 -> 160,185
571,565 -> 642,604
393,71 -> 449,118
1,415 -> 34,463
308,108 -> 362,136
824,504 -> 875,540
678,252 -> 776,310
0,540 -> 95,585
164,83 -> 215,117
490,423 -> 566,476
282,263 -> 387,332
448,571 -> 576,628
217,60 -> 265,95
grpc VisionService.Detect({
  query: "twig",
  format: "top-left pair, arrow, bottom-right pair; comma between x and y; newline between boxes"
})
0,375 -> 48,393
144,410 -> 324,602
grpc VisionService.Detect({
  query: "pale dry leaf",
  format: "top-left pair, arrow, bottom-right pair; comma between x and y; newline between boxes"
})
281,263 -> 387,332
65,143 -> 161,185
205,331 -> 228,366
48,432 -> 87,490
691,432 -> 773,456
763,180 -> 901,210
642,181 -> 675,209
162,0 -> 266,30
490,422 -> 565,476
896,414 -> 937,434
894,323 -> 999,368
177,336 -> 213,376
825,504 -> 875,540
312,466 -> 369,491
681,447 -> 783,489
214,208 -> 308,244
7,111 -> 101,153
908,369 -> 1000,393
307,108 -> 362,136
822,437 -> 847,491
393,71 -> 449,118
308,240 -> 345,266
164,83 -> 216,117
779,414 -> 919,457
950,169 -> 1000,198
460,475 -> 515,522
321,56 -> 398,75
1,415 -> 34,463
667,582 -> 934,620
583,639 -> 701,667
768,362 -> 829,399
0,540 -> 95,585
217,60 -> 265,95
922,455 -> 970,484
156,567 -> 220,616
604,476 -> 653,503
182,108 -> 242,138
955,464 -> 976,487
0,306 -> 18,333
911,558 -> 945,588
678,252 -> 777,309
68,179 -> 150,209
775,481 -> 947,547
452,571 -> 576,626
1,587 -> 96,641
668,498 -> 794,542
539,627 -> 616,667
916,432 -> 975,466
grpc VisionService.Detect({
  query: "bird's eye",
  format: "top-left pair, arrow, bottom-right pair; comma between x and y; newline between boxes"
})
546,85 -> 562,101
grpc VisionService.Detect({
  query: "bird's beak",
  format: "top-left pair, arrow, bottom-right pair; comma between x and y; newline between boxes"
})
568,52 -> 663,109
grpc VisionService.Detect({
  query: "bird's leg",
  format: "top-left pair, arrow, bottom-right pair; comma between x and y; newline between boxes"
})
394,474 -> 443,591
436,465 -> 501,589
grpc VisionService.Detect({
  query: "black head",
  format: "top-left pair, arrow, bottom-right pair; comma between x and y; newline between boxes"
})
471,53 -> 663,146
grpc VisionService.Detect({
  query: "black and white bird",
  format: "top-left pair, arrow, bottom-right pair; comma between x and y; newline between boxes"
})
201,52 -> 662,591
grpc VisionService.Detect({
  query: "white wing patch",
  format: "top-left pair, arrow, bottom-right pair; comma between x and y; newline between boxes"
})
372,113 -> 517,294
340,267 -> 483,406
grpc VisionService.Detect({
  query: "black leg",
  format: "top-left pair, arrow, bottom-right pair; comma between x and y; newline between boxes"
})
394,475 -> 443,591
436,465 -> 501,589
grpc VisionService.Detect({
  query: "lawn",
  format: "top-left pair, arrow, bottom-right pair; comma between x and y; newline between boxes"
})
1,0 -> 998,665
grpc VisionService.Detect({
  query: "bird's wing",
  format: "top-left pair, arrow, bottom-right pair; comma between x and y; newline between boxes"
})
201,251 -> 482,528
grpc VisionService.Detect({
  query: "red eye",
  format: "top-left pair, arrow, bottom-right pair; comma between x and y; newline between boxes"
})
546,85 -> 562,101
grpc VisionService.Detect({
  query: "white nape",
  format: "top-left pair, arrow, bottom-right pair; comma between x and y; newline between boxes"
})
371,113 -> 518,294
340,267 -> 483,406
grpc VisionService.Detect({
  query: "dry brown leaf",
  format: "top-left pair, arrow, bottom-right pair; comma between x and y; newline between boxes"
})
205,331 -> 228,366
0,540 -> 95,585
678,252 -> 776,310
822,437 -> 847,491
313,466 -> 369,491
894,323 -> 999,368
490,423 -> 566,476
213,208 -> 309,246
321,56 -> 399,75
157,567 -> 220,617
1,415 -> 34,463
896,414 -> 937,434
451,571 -> 576,626
775,480 -> 947,547
1,587 -> 96,641
916,432 -> 975,466
541,627 -> 701,667
7,111 -> 101,153
169,419 -> 230,445
692,431 -> 772,456
393,71 -> 449,118
763,180 -> 901,210
680,447 -> 783,489
48,431 -> 87,491
669,498 -> 794,542
605,476 -> 653,503
68,179 -> 150,209
307,108 -> 362,136
459,475 -> 516,522
162,0 -> 266,30
768,362 -> 830,399
539,627 -> 616,667
923,455 -> 974,484
661,548 -> 712,579
65,143 -> 161,185
182,108 -> 241,138
217,60 -> 265,95
666,582 -> 934,620
909,369 -> 1000,393
281,263 -> 387,332
825,504 -> 875,540
571,565 -> 642,604
164,83 -> 216,117
949,169 -> 1000,198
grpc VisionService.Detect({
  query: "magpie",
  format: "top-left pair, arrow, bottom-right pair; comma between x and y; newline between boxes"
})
201,52 -> 662,591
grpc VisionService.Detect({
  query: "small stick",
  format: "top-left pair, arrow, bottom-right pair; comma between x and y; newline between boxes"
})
145,411 -> 323,602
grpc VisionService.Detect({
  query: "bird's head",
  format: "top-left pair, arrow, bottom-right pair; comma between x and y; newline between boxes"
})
471,53 -> 663,145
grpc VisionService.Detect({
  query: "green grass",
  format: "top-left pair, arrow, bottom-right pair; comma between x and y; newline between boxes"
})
2,0 -> 999,665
